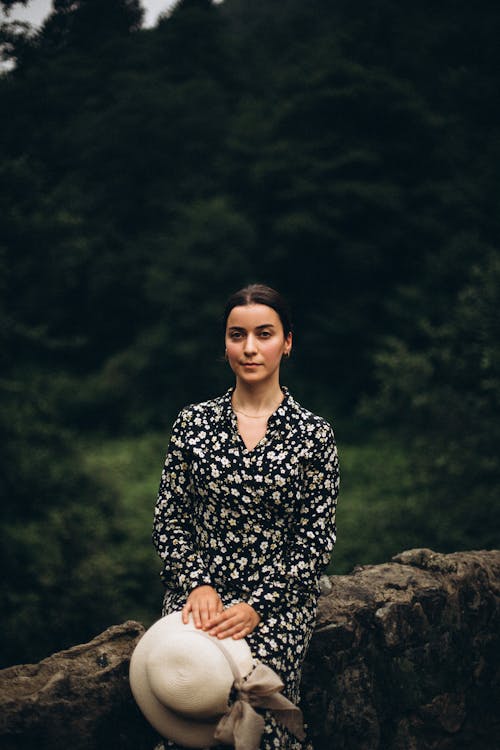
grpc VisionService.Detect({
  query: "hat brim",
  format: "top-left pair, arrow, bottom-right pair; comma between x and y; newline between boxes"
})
129,611 -> 254,747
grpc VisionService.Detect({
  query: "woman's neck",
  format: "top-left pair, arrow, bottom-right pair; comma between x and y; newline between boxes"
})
232,381 -> 284,415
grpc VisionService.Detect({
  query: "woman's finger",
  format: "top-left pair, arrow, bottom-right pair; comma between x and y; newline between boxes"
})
206,602 -> 259,636
207,598 -> 219,622
204,610 -> 227,629
185,586 -> 222,629
215,620 -> 248,639
210,614 -> 251,637
208,612 -> 237,635
232,625 -> 250,640
198,601 -> 208,628
191,601 -> 202,628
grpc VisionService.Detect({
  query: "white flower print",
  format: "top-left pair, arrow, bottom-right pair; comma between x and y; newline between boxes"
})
153,386 -> 339,750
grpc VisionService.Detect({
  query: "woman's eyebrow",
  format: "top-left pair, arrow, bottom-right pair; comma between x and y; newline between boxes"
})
228,323 -> 276,331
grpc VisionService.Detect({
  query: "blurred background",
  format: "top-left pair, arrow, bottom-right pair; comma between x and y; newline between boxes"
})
0,0 -> 499,668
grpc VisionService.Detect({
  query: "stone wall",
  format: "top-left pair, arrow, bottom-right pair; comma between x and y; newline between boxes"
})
302,548 -> 500,750
1,548 -> 499,750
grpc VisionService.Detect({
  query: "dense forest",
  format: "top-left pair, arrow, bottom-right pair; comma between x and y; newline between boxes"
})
1,0 -> 499,667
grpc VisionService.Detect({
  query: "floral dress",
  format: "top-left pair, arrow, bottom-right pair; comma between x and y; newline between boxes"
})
153,386 -> 340,750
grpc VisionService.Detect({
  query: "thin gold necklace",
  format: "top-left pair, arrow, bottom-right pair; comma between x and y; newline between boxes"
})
233,408 -> 271,419
232,398 -> 282,419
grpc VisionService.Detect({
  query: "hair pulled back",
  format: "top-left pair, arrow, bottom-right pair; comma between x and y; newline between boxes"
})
223,284 -> 293,337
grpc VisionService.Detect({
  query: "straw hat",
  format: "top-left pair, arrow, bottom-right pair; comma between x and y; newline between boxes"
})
129,611 -> 255,747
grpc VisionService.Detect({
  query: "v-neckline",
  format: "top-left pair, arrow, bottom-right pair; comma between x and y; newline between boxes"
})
224,384 -> 291,453
238,430 -> 267,454
231,412 -> 268,453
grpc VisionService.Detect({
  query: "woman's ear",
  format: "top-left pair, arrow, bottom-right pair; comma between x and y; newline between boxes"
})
284,332 -> 293,357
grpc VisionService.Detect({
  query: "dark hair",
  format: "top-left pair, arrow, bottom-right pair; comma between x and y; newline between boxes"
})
223,284 -> 293,337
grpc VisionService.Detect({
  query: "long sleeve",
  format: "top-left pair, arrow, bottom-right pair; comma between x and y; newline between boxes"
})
152,409 -> 212,597
247,421 -> 339,617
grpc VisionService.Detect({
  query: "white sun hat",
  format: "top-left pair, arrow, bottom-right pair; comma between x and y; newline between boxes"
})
129,611 -> 305,749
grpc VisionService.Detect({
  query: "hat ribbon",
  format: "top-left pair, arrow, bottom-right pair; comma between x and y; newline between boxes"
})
213,662 -> 305,750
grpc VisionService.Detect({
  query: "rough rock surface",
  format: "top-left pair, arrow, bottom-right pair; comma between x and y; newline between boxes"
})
0,549 -> 499,750
0,620 -> 157,750
302,548 -> 500,750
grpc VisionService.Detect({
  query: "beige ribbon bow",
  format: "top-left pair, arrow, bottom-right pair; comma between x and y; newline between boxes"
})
213,662 -> 305,750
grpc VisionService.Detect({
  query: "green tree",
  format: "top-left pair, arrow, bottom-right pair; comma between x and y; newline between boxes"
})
363,248 -> 500,552
1,0 -> 500,664
0,158 -> 127,666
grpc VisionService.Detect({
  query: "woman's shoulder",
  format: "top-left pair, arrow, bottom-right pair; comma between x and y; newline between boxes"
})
175,391 -> 230,424
287,392 -> 335,438
284,396 -> 338,465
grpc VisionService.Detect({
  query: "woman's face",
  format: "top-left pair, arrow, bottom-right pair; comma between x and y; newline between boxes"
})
225,304 -> 292,386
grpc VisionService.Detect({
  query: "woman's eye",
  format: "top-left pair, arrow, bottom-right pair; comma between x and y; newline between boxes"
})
259,331 -> 271,338
229,332 -> 242,340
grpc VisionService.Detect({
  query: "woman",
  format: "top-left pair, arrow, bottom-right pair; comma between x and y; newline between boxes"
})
153,284 -> 340,749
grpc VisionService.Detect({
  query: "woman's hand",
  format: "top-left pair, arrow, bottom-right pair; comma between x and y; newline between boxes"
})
205,602 -> 261,640
182,585 -> 224,629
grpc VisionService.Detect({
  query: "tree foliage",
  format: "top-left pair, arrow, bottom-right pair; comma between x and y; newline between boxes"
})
363,248 -> 500,552
1,0 -> 499,664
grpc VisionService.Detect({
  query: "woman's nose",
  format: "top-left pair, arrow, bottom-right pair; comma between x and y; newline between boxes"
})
244,334 -> 257,354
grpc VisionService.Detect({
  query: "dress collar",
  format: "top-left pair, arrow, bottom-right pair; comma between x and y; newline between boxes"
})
220,385 -> 294,433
